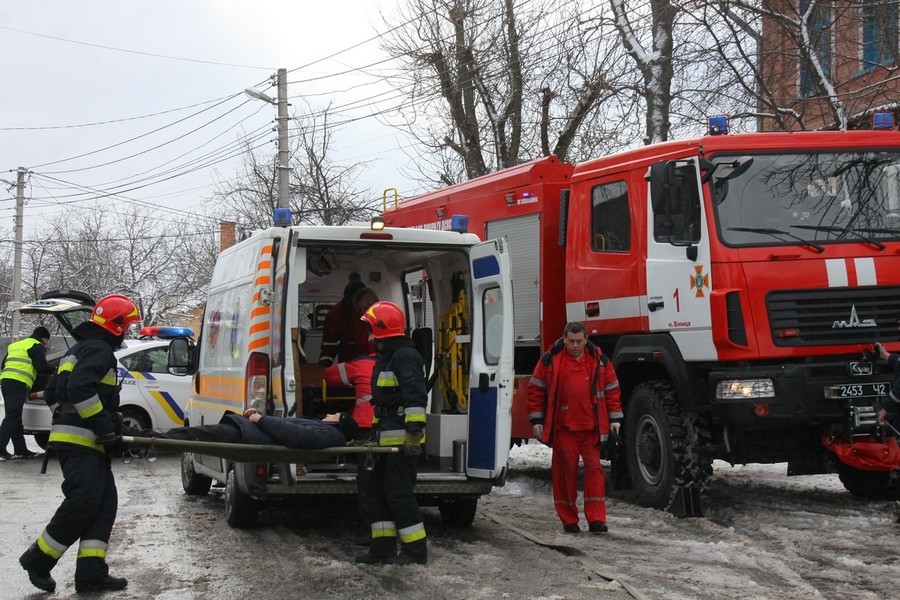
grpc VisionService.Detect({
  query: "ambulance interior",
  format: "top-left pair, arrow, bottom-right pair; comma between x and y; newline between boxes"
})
289,243 -> 475,473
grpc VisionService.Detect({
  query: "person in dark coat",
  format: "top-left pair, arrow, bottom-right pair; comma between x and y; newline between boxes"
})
137,408 -> 358,448
355,301 -> 428,566
19,295 -> 141,594
0,326 -> 53,459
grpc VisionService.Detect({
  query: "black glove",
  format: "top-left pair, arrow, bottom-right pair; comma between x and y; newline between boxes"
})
111,412 -> 124,436
96,431 -> 117,445
403,431 -> 423,457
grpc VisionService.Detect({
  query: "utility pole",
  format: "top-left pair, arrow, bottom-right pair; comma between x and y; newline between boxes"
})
276,68 -> 289,210
245,68 -> 290,212
11,167 -> 25,338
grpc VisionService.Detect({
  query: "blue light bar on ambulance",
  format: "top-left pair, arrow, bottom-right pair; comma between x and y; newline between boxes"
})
273,208 -> 292,227
872,112 -> 895,130
708,115 -> 729,135
139,326 -> 195,339
450,214 -> 469,233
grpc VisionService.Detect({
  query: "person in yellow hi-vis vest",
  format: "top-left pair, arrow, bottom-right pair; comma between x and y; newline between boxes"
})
19,295 -> 141,594
0,326 -> 53,460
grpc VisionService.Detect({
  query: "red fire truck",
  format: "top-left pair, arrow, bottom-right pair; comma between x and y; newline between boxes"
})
384,119 -> 900,514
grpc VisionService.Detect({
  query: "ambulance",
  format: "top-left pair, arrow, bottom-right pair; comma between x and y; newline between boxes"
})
166,214 -> 513,527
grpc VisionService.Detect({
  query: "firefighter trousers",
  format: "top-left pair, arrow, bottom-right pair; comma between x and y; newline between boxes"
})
364,451 -> 427,556
24,449 -> 118,581
552,428 -> 606,525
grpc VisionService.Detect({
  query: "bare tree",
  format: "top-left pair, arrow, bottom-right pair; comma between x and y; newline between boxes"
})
212,103 -> 378,228
382,0 -> 625,183
26,204 -> 216,327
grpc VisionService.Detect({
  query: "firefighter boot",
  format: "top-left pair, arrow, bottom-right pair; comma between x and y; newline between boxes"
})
19,543 -> 57,593
75,574 -> 128,592
389,539 -> 427,565
354,537 -> 397,564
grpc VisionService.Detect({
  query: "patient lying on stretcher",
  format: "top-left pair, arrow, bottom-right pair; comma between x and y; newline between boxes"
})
132,408 -> 358,449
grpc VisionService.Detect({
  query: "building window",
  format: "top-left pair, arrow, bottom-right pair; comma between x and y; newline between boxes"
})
861,0 -> 898,69
591,181 -> 631,252
799,1 -> 833,98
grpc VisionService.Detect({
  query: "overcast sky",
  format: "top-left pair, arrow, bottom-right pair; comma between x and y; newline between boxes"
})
0,0 -> 416,242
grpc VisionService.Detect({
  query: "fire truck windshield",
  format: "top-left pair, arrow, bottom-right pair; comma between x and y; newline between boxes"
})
713,150 -> 900,247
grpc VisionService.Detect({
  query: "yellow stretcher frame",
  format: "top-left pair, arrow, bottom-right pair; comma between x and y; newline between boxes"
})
121,436 -> 398,464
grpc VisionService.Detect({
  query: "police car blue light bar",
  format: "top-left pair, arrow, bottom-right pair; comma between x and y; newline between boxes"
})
873,112 -> 895,130
708,115 -> 729,135
139,326 -> 195,339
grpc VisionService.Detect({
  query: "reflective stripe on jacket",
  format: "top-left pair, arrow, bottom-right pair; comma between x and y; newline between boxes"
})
526,337 -> 623,446
48,331 -> 120,455
371,337 -> 426,447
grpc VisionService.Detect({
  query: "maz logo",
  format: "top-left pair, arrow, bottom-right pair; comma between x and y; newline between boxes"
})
832,305 -> 876,329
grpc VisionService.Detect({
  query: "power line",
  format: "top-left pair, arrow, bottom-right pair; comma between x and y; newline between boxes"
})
0,24 -> 276,70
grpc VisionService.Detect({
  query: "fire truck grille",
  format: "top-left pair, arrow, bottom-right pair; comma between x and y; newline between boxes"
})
767,286 -> 900,346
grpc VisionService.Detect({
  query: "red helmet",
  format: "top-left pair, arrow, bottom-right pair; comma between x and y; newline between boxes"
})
361,301 -> 406,339
90,294 -> 141,336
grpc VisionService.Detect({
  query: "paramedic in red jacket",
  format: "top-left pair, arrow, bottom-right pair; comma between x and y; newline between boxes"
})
324,352 -> 376,524
527,321 -> 623,534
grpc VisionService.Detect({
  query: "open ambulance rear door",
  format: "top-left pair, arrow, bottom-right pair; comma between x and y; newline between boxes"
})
466,238 -> 514,480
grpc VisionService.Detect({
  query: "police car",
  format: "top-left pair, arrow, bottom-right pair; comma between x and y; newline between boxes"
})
14,290 -> 193,448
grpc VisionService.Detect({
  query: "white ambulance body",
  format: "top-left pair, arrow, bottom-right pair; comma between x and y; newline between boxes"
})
178,223 -> 513,527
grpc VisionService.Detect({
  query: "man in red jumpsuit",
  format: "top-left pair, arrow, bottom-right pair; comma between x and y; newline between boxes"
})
527,321 -> 623,534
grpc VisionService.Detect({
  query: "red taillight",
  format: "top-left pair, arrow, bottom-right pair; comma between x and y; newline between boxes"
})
754,402 -> 770,417
246,352 -> 269,408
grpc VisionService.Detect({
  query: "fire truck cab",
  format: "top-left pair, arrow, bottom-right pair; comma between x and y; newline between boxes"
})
385,125 -> 900,513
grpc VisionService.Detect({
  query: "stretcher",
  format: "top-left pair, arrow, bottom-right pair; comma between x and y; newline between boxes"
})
121,435 -> 398,464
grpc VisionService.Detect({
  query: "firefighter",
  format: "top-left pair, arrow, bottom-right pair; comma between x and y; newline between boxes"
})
19,294 -> 141,593
0,326 -> 53,459
527,321 -> 623,534
355,301 -> 428,565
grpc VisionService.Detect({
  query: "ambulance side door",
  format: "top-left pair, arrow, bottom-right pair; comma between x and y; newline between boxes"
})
466,238 -> 514,479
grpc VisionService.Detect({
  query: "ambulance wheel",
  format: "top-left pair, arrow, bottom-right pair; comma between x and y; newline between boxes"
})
439,498 -> 478,527
225,467 -> 259,528
32,433 -> 49,450
624,381 -> 711,509
836,461 -> 890,498
181,453 -> 212,496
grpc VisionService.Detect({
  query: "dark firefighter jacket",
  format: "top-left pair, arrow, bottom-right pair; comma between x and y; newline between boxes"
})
371,337 -> 426,446
46,322 -> 120,455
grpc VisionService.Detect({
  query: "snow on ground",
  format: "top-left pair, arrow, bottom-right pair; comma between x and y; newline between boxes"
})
492,442 -> 899,599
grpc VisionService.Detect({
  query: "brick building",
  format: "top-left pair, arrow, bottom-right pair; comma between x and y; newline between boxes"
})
760,1 -> 899,131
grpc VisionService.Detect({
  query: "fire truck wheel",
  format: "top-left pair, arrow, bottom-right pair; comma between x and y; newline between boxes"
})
225,466 -> 260,528
439,498 -> 478,527
624,381 -> 711,510
836,461 -> 891,499
181,452 -> 212,496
